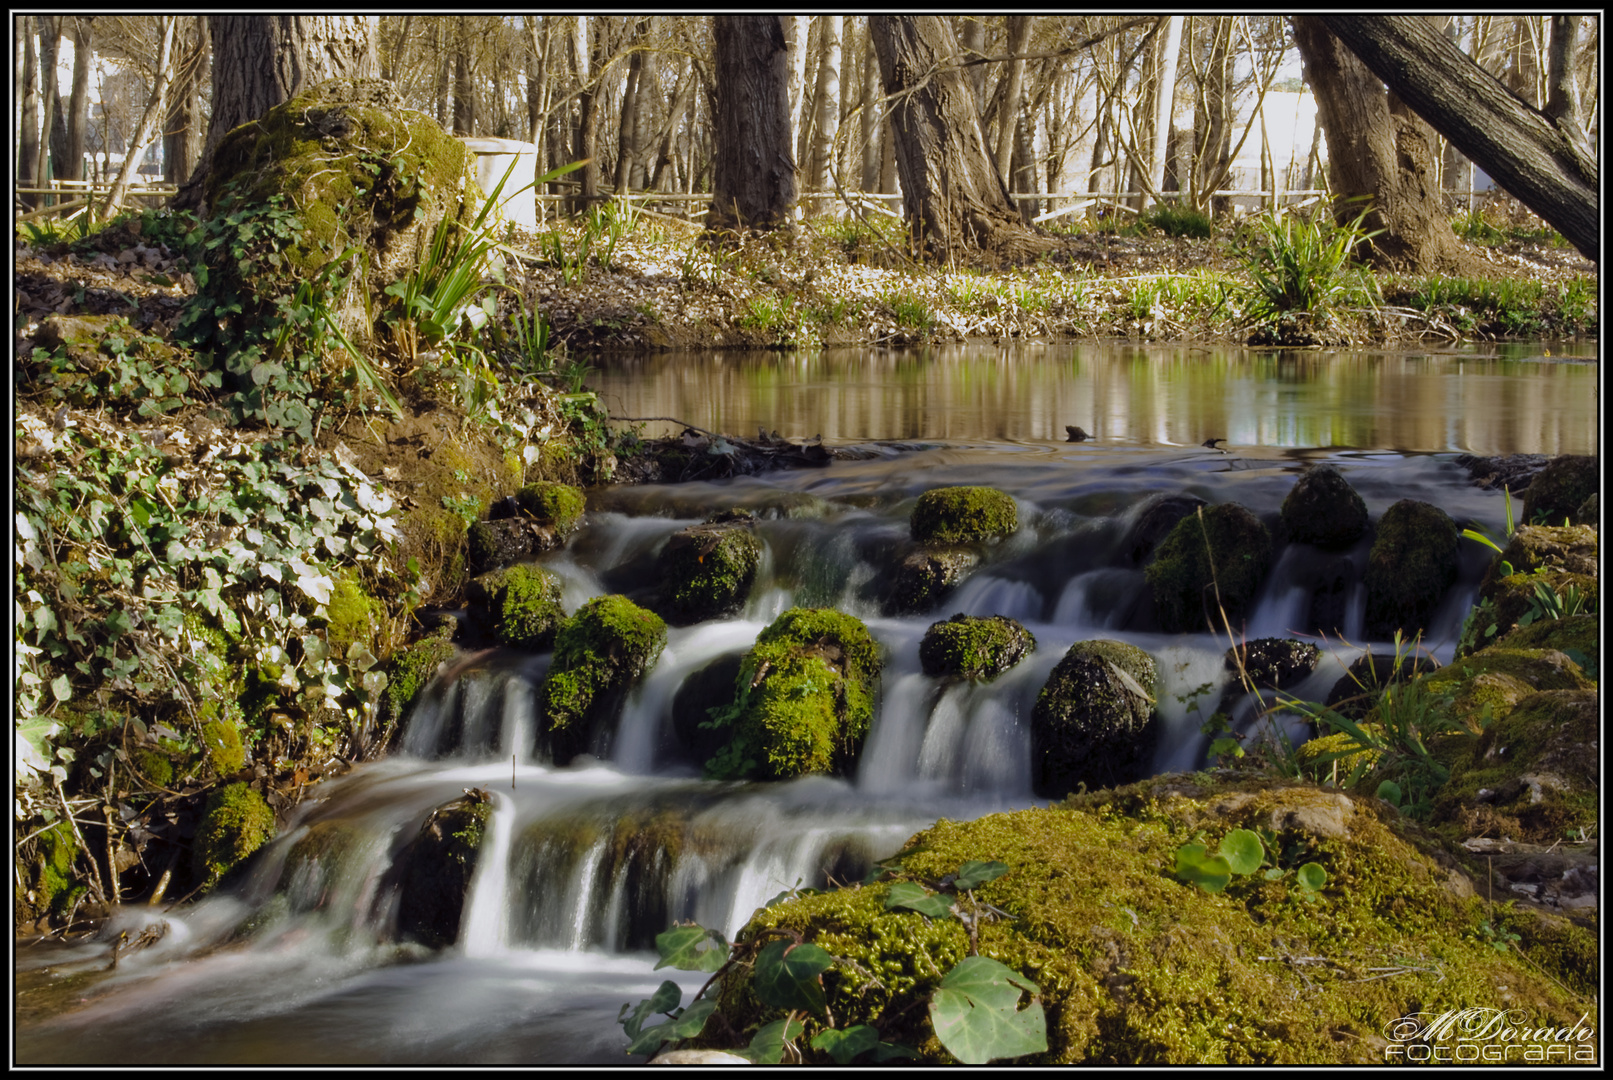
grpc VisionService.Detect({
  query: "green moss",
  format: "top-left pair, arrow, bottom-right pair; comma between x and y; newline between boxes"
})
517,481 -> 587,531
1144,504 -> 1272,633
540,596 -> 667,761
31,822 -> 86,917
192,783 -> 276,890
708,608 -> 883,781
324,572 -> 384,655
200,716 -> 247,777
919,614 -> 1036,681
1032,640 -> 1159,796
1495,613 -> 1597,663
382,635 -> 459,731
1363,499 -> 1459,639
481,564 -> 566,649
132,748 -> 175,789
710,779 -> 1593,1063
660,520 -> 763,623
910,486 -> 1019,544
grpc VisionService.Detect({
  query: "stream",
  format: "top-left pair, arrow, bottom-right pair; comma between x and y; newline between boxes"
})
15,341 -> 1597,1064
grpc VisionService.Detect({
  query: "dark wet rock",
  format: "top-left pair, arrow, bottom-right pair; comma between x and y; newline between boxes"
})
882,545 -> 980,615
909,486 -> 1018,544
539,596 -> 667,765
1143,502 -> 1272,633
1573,492 -> 1596,525
1304,552 -> 1354,637
672,652 -> 745,765
467,518 -> 536,576
703,608 -> 882,781
1323,651 -> 1440,720
1031,640 -> 1158,797
393,790 -> 493,949
1120,493 -> 1207,565
1520,455 -> 1597,526
1454,453 -> 1551,492
1065,426 -> 1091,442
1363,499 -> 1459,640
657,513 -> 762,625
1280,465 -> 1369,548
381,634 -> 458,738
918,614 -> 1036,682
1225,638 -> 1321,691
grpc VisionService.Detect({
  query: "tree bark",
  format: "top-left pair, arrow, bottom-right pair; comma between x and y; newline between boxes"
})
1146,15 -> 1183,207
64,16 -> 93,183
164,17 -> 209,186
20,17 -> 41,208
707,15 -> 797,233
100,16 -> 177,221
994,15 -> 1033,180
36,16 -> 61,192
805,14 -> 842,210
784,16 -> 811,173
1316,14 -> 1596,262
452,20 -> 475,135
870,14 -> 1049,262
614,47 -> 642,193
1292,17 -> 1475,272
175,16 -> 378,213
1544,16 -> 1588,147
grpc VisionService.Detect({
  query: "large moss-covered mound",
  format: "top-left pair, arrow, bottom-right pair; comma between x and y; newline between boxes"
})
910,487 -> 1019,545
1280,464 -> 1368,548
700,777 -> 1593,1063
1144,503 -> 1272,633
1031,639 -> 1158,797
1363,499 -> 1459,640
539,596 -> 667,764
919,614 -> 1036,682
705,608 -> 882,780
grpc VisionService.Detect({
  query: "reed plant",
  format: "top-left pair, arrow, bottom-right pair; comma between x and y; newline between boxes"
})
1235,201 -> 1381,323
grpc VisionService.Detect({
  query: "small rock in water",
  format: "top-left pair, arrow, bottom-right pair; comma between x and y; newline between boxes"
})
649,1049 -> 750,1064
1066,425 -> 1091,442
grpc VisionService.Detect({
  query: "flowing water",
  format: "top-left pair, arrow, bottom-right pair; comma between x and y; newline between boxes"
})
16,342 -> 1597,1064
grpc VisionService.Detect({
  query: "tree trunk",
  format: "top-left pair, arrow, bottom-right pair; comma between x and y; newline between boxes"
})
784,16 -> 811,173
1291,17 -> 1475,271
869,15 -> 1050,262
707,15 -> 797,233
649,57 -> 694,192
175,16 -> 378,213
805,15 -> 842,211
958,17 -> 987,115
452,21 -> 475,135
1146,15 -> 1183,206
64,16 -> 93,183
1544,16 -> 1588,146
614,47 -> 642,194
1317,14 -> 1597,261
20,17 -> 41,208
100,17 -> 178,221
36,16 -> 61,192
994,15 -> 1033,181
164,17 -> 209,186
629,40 -> 658,191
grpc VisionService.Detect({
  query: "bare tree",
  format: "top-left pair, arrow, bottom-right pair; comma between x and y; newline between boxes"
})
98,16 -> 177,220
707,15 -> 796,233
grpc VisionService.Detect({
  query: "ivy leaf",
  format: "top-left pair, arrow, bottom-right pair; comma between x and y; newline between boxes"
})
954,860 -> 1010,890
928,956 -> 1047,1065
1217,829 -> 1264,876
743,1015 -> 806,1064
753,939 -> 832,1016
618,979 -> 681,1040
885,881 -> 955,919
625,997 -> 717,1056
50,674 -> 72,703
811,1024 -> 879,1065
654,925 -> 728,973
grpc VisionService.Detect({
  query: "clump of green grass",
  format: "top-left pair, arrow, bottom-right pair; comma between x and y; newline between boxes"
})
1235,202 -> 1381,322
882,287 -> 936,332
1143,203 -> 1214,239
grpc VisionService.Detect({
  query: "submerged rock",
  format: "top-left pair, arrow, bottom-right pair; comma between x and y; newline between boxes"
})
918,614 -> 1036,682
672,652 -> 745,765
705,608 -> 882,781
539,596 -> 667,764
658,513 -> 763,625
909,486 -> 1018,544
1363,499 -> 1458,640
1031,639 -> 1158,797
1143,502 -> 1272,633
393,790 -> 493,949
1520,455 -> 1598,526
1280,464 -> 1368,548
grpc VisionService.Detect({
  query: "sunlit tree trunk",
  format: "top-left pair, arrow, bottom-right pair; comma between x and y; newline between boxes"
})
64,16 -> 93,183
804,14 -> 842,213
36,16 -> 61,192
19,17 -> 41,208
1145,15 -> 1183,207
784,16 -> 810,174
164,18 -> 208,186
994,15 -> 1033,181
707,14 -> 797,233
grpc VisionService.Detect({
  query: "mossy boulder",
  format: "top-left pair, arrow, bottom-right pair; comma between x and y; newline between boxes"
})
918,614 -> 1036,682
1461,563 -> 1598,660
658,515 -> 763,625
910,486 -> 1018,545
1493,613 -> 1597,669
1144,503 -> 1272,633
539,596 -> 667,764
1420,645 -> 1593,734
1520,455 -> 1597,526
380,634 -> 458,736
192,783 -> 276,891
1280,464 -> 1369,548
1362,500 -> 1459,640
467,564 -> 566,649
705,608 -> 883,781
707,777 -> 1592,1063
1031,640 -> 1159,797
1482,524 -> 1598,590
516,481 -> 587,532
392,790 -> 493,949
883,546 -> 980,616
1120,493 -> 1206,565
1224,638 -> 1321,691
26,822 -> 86,920
200,716 -> 247,777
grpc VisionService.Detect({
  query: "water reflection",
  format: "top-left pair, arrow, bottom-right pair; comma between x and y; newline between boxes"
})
590,342 -> 1597,454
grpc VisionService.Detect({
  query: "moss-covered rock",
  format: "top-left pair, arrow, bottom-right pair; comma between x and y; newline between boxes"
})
1493,613 -> 1597,667
705,777 -> 1592,1063
516,481 -> 587,533
27,822 -> 86,920
1280,464 -> 1368,548
658,515 -> 763,625
883,546 -> 980,615
1420,645 -> 1593,733
192,783 -> 276,891
132,748 -> 175,789
1483,524 -> 1598,590
200,716 -> 247,777
1144,503 -> 1272,633
392,790 -> 493,949
1363,499 -> 1459,640
705,608 -> 883,781
282,819 -> 366,915
539,596 -> 667,764
1031,640 -> 1159,797
1520,455 -> 1598,526
467,518 -> 536,576
468,564 -> 566,649
380,634 -> 458,736
919,614 -> 1036,682
1120,493 -> 1206,565
1224,638 -> 1321,691
910,486 -> 1018,545
1573,492 -> 1597,525
323,572 -> 384,656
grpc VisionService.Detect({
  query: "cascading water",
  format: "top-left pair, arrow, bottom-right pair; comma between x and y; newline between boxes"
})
19,345 -> 1559,1064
